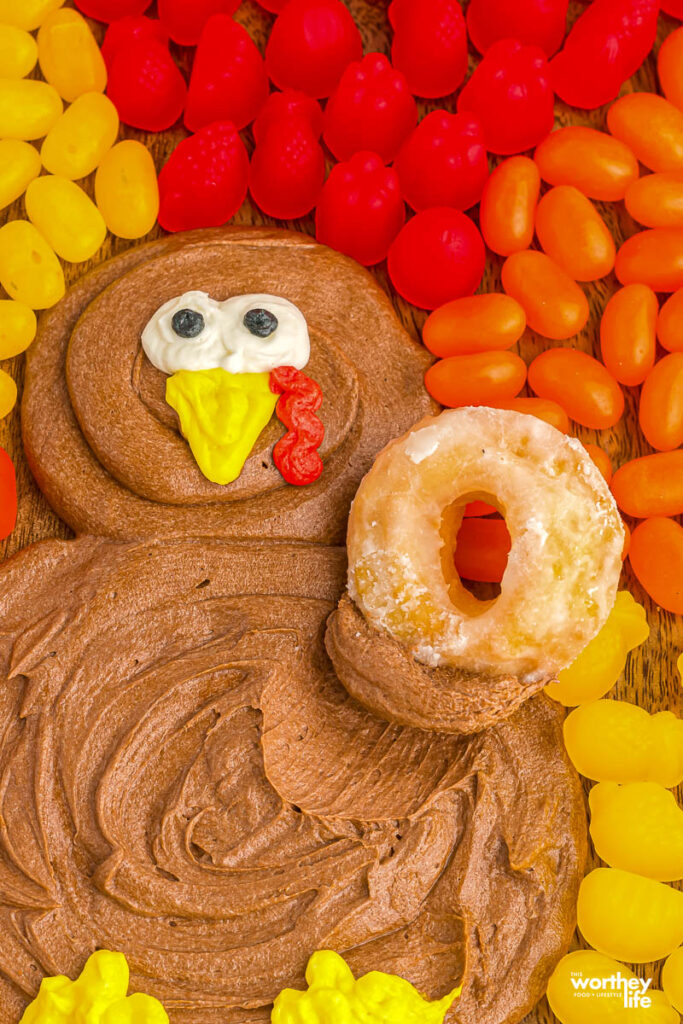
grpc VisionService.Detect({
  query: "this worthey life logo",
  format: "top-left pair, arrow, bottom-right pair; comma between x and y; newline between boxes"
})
570,971 -> 653,1008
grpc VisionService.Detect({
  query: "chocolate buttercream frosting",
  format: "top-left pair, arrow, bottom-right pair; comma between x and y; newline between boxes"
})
0,537 -> 586,1024
21,227 -> 433,542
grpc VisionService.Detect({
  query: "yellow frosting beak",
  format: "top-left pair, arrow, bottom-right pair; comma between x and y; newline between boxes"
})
166,368 -> 278,486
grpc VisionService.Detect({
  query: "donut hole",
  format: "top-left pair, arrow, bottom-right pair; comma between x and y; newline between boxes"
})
440,493 -> 511,610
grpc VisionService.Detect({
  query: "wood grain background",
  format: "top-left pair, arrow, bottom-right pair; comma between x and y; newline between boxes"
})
0,2 -> 681,1022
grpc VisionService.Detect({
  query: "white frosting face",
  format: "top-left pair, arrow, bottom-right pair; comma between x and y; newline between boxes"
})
141,291 -> 310,375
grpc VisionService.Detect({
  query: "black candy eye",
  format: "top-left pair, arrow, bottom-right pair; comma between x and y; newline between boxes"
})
171,308 -> 205,338
243,308 -> 279,338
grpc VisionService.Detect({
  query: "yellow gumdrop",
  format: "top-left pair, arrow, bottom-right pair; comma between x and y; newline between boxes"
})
37,8 -> 106,103
0,300 -> 37,358
578,868 -> 683,963
564,700 -> 683,788
0,0 -> 63,30
608,589 -> 650,650
663,947 -> 683,1015
590,782 -> 683,882
0,368 -> 17,419
0,78 -> 62,139
0,220 -> 65,309
95,140 -> 159,239
26,175 -> 106,263
102,993 -> 169,1024
41,92 -> 119,180
547,950 -> 678,1024
0,139 -> 41,210
0,23 -> 38,77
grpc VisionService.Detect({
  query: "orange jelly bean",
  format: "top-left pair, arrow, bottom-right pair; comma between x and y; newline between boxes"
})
629,517 -> 683,615
479,156 -> 540,257
616,229 -> 683,292
422,293 -> 526,357
658,27 -> 683,114
534,126 -> 639,202
528,349 -> 624,429
622,519 -> 631,561
658,288 -> 683,352
639,353 -> 683,452
584,443 -> 613,484
501,250 -> 589,340
492,396 -> 570,433
424,351 -> 527,407
535,185 -> 616,282
611,451 -> 683,517
600,284 -> 658,386
625,173 -> 683,229
455,516 -> 511,583
607,93 -> 683,173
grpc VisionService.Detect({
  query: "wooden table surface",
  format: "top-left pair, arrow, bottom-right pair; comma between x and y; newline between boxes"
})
0,3 -> 681,1022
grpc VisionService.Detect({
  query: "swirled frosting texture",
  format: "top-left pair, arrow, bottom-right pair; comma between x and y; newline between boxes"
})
0,538 -> 585,1024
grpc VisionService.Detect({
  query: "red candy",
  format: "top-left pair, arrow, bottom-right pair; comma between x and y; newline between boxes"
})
662,0 -> 683,15
74,0 -> 151,21
467,0 -> 569,57
270,366 -> 324,487
107,38 -> 186,132
315,151 -> 405,266
323,53 -> 417,164
395,111 -> 488,212
257,0 -> 288,9
389,0 -> 468,99
158,0 -> 240,45
0,446 -> 16,541
158,121 -> 249,232
265,0 -> 363,99
549,0 -> 659,109
387,207 -> 486,310
101,16 -> 168,69
250,91 -> 325,219
457,39 -> 554,155
185,14 -> 268,132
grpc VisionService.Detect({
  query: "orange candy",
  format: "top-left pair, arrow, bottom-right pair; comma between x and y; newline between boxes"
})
422,293 -> 526,357
501,250 -> 589,340
528,349 -> 624,429
658,27 -> 683,114
479,156 -> 540,257
657,288 -> 683,352
455,516 -> 511,583
600,284 -> 658,386
533,126 -> 639,202
639,353 -> 683,452
424,351 -> 527,407
629,517 -> 683,615
607,93 -> 683,173
616,229 -> 683,292
535,185 -> 616,282
584,443 -> 613,484
625,173 -> 683,228
611,451 -> 683,517
492,396 -> 570,433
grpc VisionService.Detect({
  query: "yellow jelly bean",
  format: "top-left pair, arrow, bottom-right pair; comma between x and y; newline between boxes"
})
545,591 -> 649,706
590,782 -> 683,882
0,78 -> 62,140
0,139 -> 41,210
0,0 -> 63,31
41,92 -> 119,180
564,700 -> 683,787
26,176 -> 106,263
0,23 -> 38,77
0,220 -> 64,309
94,140 -> 159,239
37,8 -> 106,103
0,368 -> 17,419
663,947 -> 683,1015
578,868 -> 683,963
547,950 -> 678,1024
272,950 -> 461,1024
0,300 -> 37,358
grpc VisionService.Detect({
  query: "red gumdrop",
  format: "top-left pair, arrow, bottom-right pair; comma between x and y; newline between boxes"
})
185,15 -> 268,132
315,151 -> 406,266
662,0 -> 683,15
101,16 -> 168,70
389,0 -> 468,99
107,39 -> 187,132
0,446 -> 16,541
74,0 -> 152,21
466,0 -> 569,57
158,121 -> 249,232
323,52 -> 417,164
256,0 -> 289,10
387,207 -> 486,310
265,0 -> 363,99
158,0 -> 241,45
457,39 -> 555,155
253,90 -> 323,142
394,111 -> 489,212
250,96 -> 326,219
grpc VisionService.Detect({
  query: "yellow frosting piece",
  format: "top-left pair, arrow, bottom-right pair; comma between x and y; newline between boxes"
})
166,368 -> 277,486
271,950 -> 461,1024
19,950 -> 168,1024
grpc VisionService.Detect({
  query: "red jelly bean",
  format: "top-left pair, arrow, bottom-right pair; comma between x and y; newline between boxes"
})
107,39 -> 186,132
464,501 -> 497,517
394,111 -> 489,212
629,517 -> 683,615
528,348 -> 624,429
387,207 -> 485,310
457,39 -> 554,155
270,366 -> 324,486
158,0 -> 240,45
158,121 -> 248,232
425,351 -> 527,407
323,53 -> 417,164
250,92 -> 325,220
389,0 -> 468,99
0,446 -> 16,541
185,14 -> 268,132
455,516 -> 511,584
265,0 -> 362,99
639,353 -> 683,452
101,16 -> 168,69
467,0 -> 569,57
315,151 -> 405,267
74,0 -> 151,21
